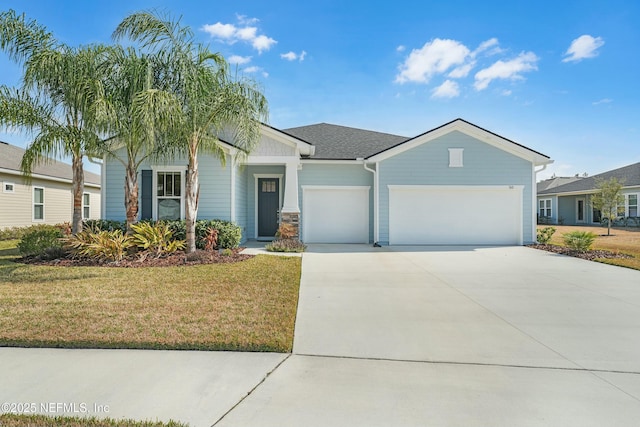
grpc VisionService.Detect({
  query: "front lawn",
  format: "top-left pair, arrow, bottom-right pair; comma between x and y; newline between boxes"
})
0,242 -> 301,352
0,414 -> 186,427
538,225 -> 640,270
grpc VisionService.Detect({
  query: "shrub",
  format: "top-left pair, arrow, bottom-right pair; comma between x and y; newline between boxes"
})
166,219 -> 242,249
67,229 -> 133,262
537,227 -> 556,244
220,248 -> 233,257
17,225 -> 64,258
202,227 -> 219,251
265,239 -> 306,253
1,223 -> 71,241
130,222 -> 185,257
83,219 -> 127,232
562,231 -> 597,252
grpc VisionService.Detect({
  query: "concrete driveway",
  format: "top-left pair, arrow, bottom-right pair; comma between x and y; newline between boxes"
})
218,245 -> 640,427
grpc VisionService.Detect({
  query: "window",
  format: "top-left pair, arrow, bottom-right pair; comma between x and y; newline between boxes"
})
3,182 -> 15,193
448,148 -> 464,168
261,180 -> 277,193
33,187 -> 44,221
156,171 -> 182,220
82,193 -> 91,219
627,194 -> 638,217
539,199 -> 552,218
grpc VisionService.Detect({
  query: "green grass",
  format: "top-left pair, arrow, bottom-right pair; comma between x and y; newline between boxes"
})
0,241 -> 301,352
0,414 -> 186,427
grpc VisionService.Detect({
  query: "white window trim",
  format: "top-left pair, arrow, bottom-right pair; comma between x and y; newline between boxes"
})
626,193 -> 639,217
3,181 -> 15,193
82,192 -> 91,220
33,186 -> 45,222
448,148 -> 464,168
538,198 -> 552,218
151,166 -> 186,221
253,173 -> 283,239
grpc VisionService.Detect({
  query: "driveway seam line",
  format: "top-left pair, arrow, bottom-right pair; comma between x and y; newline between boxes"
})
294,353 -> 640,376
210,353 -> 292,427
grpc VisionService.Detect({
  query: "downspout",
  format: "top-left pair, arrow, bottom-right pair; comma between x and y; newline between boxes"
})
361,159 -> 379,246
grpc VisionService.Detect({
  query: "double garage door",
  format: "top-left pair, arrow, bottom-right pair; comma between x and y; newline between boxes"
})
301,185 -> 523,245
389,185 -> 523,245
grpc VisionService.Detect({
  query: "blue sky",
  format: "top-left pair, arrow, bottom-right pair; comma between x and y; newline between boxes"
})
1,0 -> 638,179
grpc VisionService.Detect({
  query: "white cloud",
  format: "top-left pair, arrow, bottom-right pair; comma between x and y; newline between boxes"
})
592,98 -> 613,105
244,66 -> 260,73
472,38 -> 500,57
201,23 -> 236,39
228,55 -> 252,65
563,35 -> 604,62
474,51 -> 538,90
280,50 -> 307,61
395,38 -> 470,84
431,80 -> 460,99
201,17 -> 277,53
448,62 -> 475,78
501,89 -> 512,96
396,45 -> 406,52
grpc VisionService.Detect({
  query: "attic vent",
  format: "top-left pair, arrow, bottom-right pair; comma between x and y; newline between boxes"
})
449,148 -> 464,168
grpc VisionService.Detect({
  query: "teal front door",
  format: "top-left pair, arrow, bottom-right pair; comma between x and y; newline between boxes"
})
258,178 -> 279,238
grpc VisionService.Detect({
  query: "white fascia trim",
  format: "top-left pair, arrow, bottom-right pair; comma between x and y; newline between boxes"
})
301,159 -> 363,164
261,125 -> 315,156
368,120 -> 552,165
388,184 -> 524,191
246,155 -> 301,165
301,185 -> 371,191
0,167 -> 101,188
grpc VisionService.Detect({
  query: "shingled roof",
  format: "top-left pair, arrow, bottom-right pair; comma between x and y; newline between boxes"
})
538,162 -> 640,195
283,123 -> 409,159
0,141 -> 101,186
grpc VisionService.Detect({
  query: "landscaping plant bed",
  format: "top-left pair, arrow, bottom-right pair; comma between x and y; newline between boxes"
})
21,249 -> 252,268
528,244 -> 633,261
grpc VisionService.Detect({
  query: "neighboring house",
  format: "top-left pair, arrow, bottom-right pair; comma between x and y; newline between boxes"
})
0,141 -> 101,229
102,118 -> 551,245
537,162 -> 640,225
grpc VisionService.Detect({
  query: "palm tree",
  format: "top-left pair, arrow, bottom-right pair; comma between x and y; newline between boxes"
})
0,10 -> 105,234
95,45 -> 179,231
113,11 -> 268,252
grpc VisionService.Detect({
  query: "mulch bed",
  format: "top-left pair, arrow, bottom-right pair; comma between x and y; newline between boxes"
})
21,248 -> 253,268
527,244 -> 633,261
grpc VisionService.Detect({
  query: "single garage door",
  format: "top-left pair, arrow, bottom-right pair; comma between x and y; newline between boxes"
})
389,185 -> 523,245
302,186 -> 370,243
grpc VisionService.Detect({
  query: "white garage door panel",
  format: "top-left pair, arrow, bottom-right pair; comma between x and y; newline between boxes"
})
389,186 -> 522,245
303,187 -> 369,243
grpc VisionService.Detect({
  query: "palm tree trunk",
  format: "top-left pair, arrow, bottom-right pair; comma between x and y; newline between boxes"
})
71,154 -> 84,235
185,144 -> 199,253
124,160 -> 139,233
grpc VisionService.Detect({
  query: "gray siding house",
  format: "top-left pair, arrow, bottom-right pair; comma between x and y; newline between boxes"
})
102,118 -> 551,245
537,162 -> 640,225
0,141 -> 101,229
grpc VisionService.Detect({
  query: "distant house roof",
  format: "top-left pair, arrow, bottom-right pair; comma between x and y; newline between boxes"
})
538,162 -> 640,195
283,123 -> 409,160
0,141 -> 101,186
537,176 -> 584,193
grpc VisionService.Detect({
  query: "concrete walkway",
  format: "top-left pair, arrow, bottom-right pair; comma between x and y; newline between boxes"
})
2,245 -> 640,426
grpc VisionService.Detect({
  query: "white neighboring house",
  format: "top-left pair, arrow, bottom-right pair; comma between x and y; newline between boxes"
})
0,141 -> 101,229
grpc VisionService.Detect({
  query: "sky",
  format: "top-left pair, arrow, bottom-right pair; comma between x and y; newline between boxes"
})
0,0 -> 638,179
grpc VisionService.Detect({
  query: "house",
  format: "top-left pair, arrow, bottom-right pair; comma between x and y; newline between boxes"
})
0,141 -> 101,229
102,118 -> 552,245
537,162 -> 640,225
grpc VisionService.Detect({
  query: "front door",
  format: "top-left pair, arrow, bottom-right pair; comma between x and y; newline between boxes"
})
577,198 -> 586,223
258,178 -> 279,238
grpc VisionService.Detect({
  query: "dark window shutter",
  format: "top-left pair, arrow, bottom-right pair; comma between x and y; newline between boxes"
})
141,170 -> 153,220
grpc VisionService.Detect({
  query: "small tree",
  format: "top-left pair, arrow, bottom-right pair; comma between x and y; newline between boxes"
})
590,177 -> 625,236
